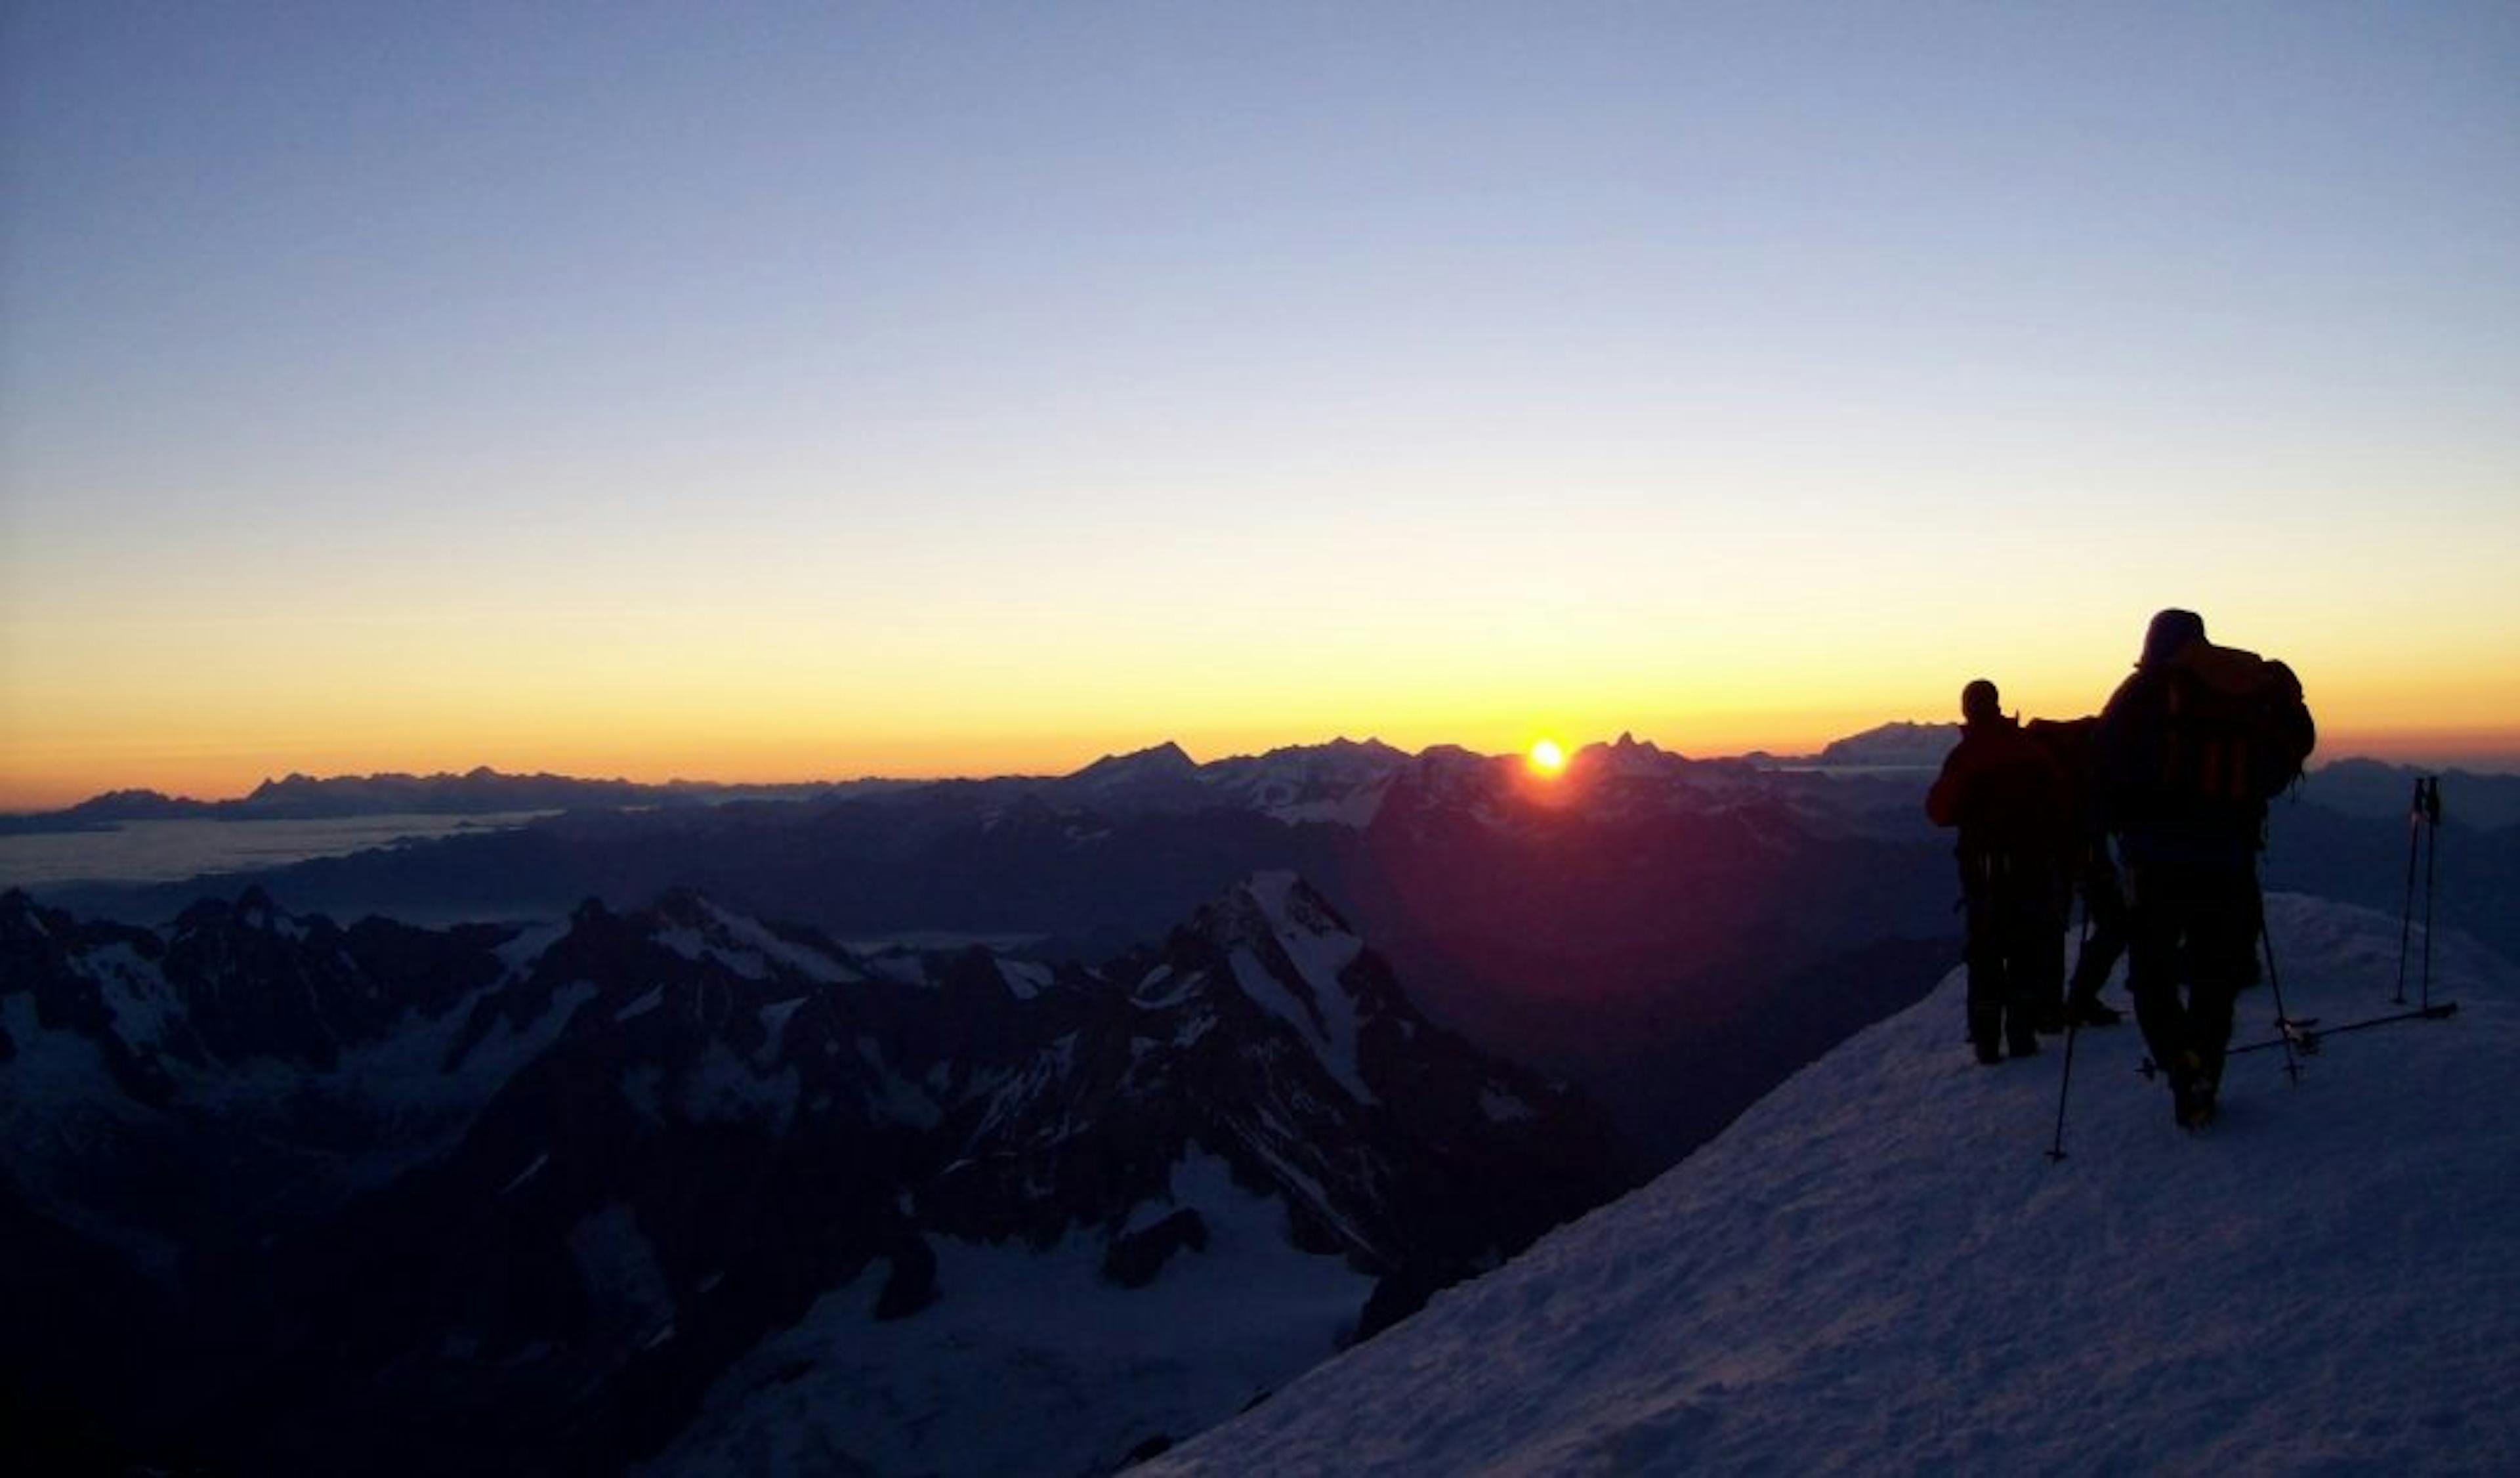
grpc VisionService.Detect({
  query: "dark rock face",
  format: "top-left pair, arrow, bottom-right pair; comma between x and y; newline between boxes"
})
0,877 -> 1631,1476
1104,1209 -> 1211,1288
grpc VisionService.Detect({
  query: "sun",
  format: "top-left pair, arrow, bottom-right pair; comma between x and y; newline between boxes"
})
1527,738 -> 1568,776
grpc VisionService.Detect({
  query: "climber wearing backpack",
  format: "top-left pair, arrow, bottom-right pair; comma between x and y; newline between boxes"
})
2094,609 -> 2315,1129
1927,679 -> 2073,1065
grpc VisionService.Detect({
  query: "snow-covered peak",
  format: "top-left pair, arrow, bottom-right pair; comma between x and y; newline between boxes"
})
1192,874 -> 1376,1105
644,889 -> 860,984
1410,744 -> 1502,780
1366,745 -> 1519,830
1801,719 -> 1960,769
1148,893 -> 2520,1473
1200,739 -> 1413,828
1236,870 -> 1351,940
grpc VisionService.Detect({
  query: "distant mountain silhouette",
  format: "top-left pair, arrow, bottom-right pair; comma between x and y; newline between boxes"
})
2292,756 -> 2520,830
1806,720 -> 1960,768
0,768 -> 900,833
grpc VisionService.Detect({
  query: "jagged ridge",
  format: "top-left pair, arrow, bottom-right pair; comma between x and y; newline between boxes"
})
0,876 -> 1628,1475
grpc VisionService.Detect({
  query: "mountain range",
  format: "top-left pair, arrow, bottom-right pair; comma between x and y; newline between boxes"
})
0,767 -> 904,834
24,736 -> 1967,1165
19,736 -> 2515,1160
1,875 -> 1626,1475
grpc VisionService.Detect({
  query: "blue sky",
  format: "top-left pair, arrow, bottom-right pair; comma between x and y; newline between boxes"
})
5,2 -> 2517,802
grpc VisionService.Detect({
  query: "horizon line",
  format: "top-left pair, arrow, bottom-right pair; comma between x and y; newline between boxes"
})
10,728 -> 2520,815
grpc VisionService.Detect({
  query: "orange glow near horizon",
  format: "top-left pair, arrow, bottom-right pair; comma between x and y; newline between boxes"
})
5,600 -> 2519,811
8,704 -> 2518,814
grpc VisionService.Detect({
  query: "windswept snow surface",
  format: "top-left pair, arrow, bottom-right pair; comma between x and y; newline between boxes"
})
1150,894 -> 2520,1476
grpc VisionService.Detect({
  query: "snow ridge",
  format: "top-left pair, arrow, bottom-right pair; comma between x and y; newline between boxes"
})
1149,893 -> 2520,1475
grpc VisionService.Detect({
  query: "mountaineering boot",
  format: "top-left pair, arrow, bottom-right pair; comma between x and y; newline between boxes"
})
1970,1005 -> 2004,1065
2170,1050 -> 2216,1130
2007,1026 -> 2040,1059
2176,1077 -> 2219,1130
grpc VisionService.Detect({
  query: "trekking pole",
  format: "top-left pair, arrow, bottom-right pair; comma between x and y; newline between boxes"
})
2204,856 -> 2460,1064
2421,777 -> 2442,1011
2393,777 -> 2424,1005
2046,900 -> 2093,1163
2261,902 -> 2304,1085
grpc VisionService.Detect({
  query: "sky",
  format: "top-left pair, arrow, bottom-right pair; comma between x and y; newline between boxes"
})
4,1 -> 2517,808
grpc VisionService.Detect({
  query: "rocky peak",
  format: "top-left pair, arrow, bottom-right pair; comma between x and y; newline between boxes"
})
0,886 -> 52,940
1067,740 -> 1199,783
1192,870 -> 1349,949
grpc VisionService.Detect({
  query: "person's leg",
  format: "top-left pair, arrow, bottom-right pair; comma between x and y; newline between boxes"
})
2067,856 -> 2128,1021
1983,860 -> 2043,1056
1965,895 -> 2004,1063
2185,866 -> 2261,1095
2026,874 -> 2069,1035
2122,864 -> 2189,1072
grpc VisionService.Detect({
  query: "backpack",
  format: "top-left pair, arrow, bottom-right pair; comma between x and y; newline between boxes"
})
2024,715 -> 2095,786
2023,714 -> 2101,830
1931,717 -> 2073,872
2158,643 -> 2315,804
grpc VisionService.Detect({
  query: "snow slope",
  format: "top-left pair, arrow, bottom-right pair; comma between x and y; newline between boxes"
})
645,1153 -> 1374,1477
1148,893 -> 2520,1475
